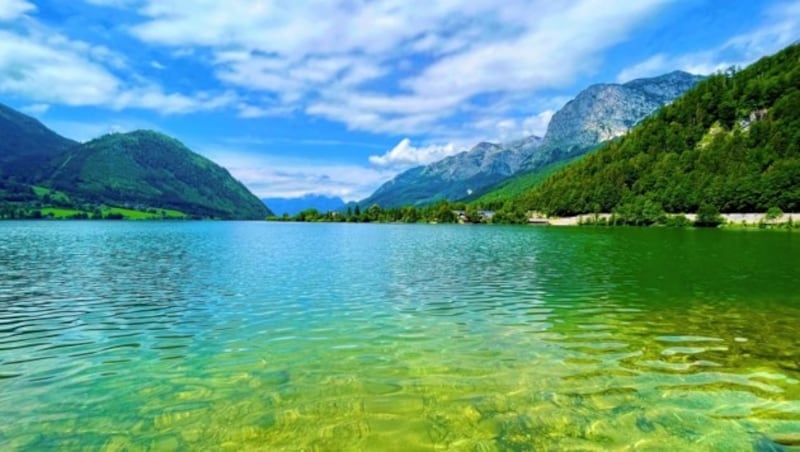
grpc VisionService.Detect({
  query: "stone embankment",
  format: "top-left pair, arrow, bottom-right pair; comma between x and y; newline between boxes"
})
531,213 -> 800,226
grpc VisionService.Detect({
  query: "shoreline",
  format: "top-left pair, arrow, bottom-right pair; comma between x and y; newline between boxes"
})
538,213 -> 800,227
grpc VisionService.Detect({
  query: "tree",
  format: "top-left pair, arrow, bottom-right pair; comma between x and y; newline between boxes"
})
296,208 -> 320,222
695,203 -> 724,227
765,206 -> 784,225
365,204 -> 382,222
613,196 -> 666,226
465,204 -> 481,223
492,202 -> 528,224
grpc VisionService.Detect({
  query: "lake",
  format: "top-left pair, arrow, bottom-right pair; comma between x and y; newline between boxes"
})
1,222 -> 798,450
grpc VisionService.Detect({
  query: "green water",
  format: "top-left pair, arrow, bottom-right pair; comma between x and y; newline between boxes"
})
1,222 -> 799,450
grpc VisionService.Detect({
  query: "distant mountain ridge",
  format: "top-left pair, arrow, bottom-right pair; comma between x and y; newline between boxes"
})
0,103 -> 271,219
362,71 -> 703,208
262,194 -> 346,216
361,135 -> 543,208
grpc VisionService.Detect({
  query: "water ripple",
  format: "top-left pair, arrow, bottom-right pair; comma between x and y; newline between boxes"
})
0,222 -> 798,449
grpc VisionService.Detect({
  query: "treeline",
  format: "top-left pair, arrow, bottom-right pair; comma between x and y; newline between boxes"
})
0,208 -> 125,220
268,200 -> 530,225
520,43 -> 800,217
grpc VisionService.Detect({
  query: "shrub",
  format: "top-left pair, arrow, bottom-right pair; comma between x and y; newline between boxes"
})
695,204 -> 724,227
665,214 -> 692,227
765,207 -> 784,222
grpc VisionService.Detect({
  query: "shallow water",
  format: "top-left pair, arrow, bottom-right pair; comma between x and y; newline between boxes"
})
0,222 -> 798,450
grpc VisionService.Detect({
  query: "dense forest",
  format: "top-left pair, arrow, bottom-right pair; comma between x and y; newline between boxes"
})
520,43 -> 800,217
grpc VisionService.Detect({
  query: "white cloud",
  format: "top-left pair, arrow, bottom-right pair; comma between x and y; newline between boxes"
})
475,110 -> 554,142
0,30 -> 121,105
521,110 -> 555,137
0,28 -> 234,114
124,0 -> 676,135
236,103 -> 295,119
83,0 -> 138,6
112,87 -> 236,114
0,0 -> 34,21
404,1 -> 671,99
368,138 -> 462,169
150,60 -> 165,70
617,0 -> 800,82
19,103 -> 50,115
199,149 -> 397,201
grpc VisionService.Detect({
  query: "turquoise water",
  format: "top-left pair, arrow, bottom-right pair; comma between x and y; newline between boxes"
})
0,222 -> 799,450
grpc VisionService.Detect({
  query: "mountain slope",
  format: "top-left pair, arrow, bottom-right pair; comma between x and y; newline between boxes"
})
0,103 -> 77,182
262,194 -> 346,216
525,43 -> 800,215
363,71 -> 702,209
523,71 -> 704,170
362,136 -> 542,208
470,72 -> 703,205
469,156 -> 583,208
49,130 -> 272,219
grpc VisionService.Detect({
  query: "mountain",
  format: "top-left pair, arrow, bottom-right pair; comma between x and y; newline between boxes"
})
362,135 -> 543,208
469,157 -> 581,208
522,71 -> 705,170
46,130 -> 271,219
524,43 -> 800,216
0,103 -> 271,219
0,103 -> 77,183
262,194 -> 346,216
362,71 -> 702,209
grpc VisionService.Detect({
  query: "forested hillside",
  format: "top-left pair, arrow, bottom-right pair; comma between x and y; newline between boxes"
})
0,102 -> 271,220
49,131 -> 271,220
524,44 -> 800,216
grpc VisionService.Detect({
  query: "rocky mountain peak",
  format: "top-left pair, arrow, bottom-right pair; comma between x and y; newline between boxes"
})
361,70 -> 703,208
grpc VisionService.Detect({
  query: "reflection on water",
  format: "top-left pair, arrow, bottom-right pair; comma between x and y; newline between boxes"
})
1,222 -> 799,450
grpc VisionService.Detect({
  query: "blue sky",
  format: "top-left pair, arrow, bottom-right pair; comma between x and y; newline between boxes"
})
1,0 -> 798,200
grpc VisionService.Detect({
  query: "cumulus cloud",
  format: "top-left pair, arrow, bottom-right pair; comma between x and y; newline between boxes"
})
617,0 -> 800,82
0,0 -> 34,21
0,28 -> 234,114
0,30 -> 120,105
122,0 -> 675,136
199,149 -> 397,201
368,138 -> 462,169
521,110 -> 555,137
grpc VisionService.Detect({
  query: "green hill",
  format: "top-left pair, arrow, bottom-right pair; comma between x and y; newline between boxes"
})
523,43 -> 800,216
0,103 -> 272,220
0,103 -> 78,206
48,130 -> 272,220
0,103 -> 77,183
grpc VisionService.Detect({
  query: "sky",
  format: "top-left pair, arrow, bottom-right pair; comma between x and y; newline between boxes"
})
0,1 -> 798,201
